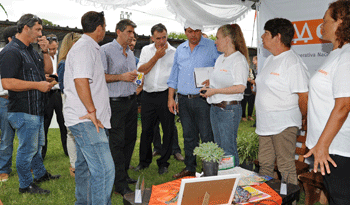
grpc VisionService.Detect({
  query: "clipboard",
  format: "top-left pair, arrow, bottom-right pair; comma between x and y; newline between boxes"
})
194,67 -> 213,88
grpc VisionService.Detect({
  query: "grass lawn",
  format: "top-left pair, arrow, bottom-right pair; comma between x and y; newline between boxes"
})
0,116 -> 321,204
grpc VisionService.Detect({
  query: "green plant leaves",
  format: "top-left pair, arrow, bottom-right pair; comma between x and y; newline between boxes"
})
193,142 -> 225,163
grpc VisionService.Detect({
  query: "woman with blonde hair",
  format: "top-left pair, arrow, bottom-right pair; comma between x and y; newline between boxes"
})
200,24 -> 249,167
57,32 -> 81,176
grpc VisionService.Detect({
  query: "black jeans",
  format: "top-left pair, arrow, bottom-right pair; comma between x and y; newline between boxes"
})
241,94 -> 255,118
43,90 -> 67,159
178,95 -> 213,172
139,90 -> 174,168
153,118 -> 181,155
323,154 -> 350,205
109,96 -> 137,192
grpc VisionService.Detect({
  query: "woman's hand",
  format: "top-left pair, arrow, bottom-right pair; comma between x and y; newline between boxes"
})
201,79 -> 209,87
304,143 -> 337,175
200,87 -> 216,98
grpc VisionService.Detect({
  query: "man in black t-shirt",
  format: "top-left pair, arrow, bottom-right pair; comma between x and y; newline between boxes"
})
0,14 -> 60,194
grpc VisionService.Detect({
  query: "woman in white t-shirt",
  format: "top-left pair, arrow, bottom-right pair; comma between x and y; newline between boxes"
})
200,24 -> 249,167
304,1 -> 350,203
255,18 -> 309,186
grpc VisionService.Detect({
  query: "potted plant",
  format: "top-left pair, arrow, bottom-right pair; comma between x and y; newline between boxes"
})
237,131 -> 259,172
193,142 -> 225,176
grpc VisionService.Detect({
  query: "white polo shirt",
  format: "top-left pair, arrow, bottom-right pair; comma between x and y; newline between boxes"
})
307,43 -> 350,157
207,51 -> 249,104
255,49 -> 309,136
63,34 -> 111,128
137,42 -> 176,93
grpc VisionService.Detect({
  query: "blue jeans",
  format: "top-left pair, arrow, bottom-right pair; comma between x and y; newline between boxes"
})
69,122 -> 115,205
8,112 -> 47,188
178,96 -> 214,172
210,104 -> 241,166
0,98 -> 15,174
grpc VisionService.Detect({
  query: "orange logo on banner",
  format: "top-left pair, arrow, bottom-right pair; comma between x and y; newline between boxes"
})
291,19 -> 330,45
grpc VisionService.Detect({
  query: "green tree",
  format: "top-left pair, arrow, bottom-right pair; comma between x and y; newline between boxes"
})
42,19 -> 57,27
168,32 -> 187,40
0,3 -> 8,18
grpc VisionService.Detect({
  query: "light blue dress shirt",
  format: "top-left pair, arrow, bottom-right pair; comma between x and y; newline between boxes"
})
167,37 -> 220,95
101,39 -> 137,97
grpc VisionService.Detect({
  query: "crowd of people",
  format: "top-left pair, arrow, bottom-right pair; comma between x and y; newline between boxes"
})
0,0 -> 350,204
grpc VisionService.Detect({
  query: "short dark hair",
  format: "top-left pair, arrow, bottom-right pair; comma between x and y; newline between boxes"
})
17,14 -> 42,33
151,23 -> 167,36
264,18 -> 294,48
3,25 -> 18,44
115,19 -> 136,35
81,11 -> 105,33
46,34 -> 58,44
133,32 -> 138,40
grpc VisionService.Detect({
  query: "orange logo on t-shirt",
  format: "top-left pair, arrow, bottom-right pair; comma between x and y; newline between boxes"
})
270,72 -> 280,76
318,69 -> 328,76
292,19 -> 331,45
220,69 -> 228,72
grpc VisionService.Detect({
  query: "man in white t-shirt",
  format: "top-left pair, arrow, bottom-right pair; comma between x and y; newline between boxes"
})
135,23 -> 176,175
255,18 -> 309,185
63,11 -> 114,204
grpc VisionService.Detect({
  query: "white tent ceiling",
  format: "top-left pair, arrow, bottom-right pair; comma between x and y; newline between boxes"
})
74,0 -> 255,31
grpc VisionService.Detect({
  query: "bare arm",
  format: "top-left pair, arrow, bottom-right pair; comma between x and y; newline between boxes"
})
105,70 -> 138,83
42,53 -> 53,74
200,85 -> 246,98
138,45 -> 166,75
298,92 -> 308,130
74,78 -> 104,132
168,87 -> 177,114
2,78 -> 53,93
304,97 -> 350,175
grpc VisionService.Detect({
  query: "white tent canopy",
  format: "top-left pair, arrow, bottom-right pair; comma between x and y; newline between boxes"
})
74,0 -> 254,31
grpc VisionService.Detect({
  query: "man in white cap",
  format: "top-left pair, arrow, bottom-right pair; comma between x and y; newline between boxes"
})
167,22 -> 220,179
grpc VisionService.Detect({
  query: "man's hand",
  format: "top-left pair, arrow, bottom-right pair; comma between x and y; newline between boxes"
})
201,79 -> 209,87
304,143 -> 337,175
155,44 -> 167,59
168,98 -> 178,114
37,36 -> 49,52
121,70 -> 138,82
79,111 -> 104,133
45,74 -> 55,83
37,81 -> 54,93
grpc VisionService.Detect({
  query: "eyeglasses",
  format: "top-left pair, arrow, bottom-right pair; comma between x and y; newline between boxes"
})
47,36 -> 58,42
23,15 -> 40,26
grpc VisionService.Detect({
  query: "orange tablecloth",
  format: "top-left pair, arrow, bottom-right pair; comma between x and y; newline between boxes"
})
149,178 -> 282,205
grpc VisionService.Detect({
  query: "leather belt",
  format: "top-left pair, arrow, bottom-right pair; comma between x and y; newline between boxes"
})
0,95 -> 8,99
178,93 -> 201,99
110,94 -> 136,101
212,100 -> 240,109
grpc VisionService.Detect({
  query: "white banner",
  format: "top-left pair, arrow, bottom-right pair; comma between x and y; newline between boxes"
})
257,0 -> 333,76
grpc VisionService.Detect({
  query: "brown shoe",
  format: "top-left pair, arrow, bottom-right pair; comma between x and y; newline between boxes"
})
0,173 -> 9,182
242,117 -> 247,122
173,168 -> 195,179
174,153 -> 184,161
248,116 -> 254,121
70,166 -> 75,177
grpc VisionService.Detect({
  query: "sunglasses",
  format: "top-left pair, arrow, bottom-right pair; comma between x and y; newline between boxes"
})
23,15 -> 40,26
47,36 -> 58,42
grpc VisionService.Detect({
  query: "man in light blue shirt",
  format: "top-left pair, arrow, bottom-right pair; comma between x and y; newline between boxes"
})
168,23 -> 220,179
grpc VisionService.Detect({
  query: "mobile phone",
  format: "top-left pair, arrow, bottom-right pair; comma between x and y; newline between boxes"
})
49,74 -> 58,81
200,90 -> 207,94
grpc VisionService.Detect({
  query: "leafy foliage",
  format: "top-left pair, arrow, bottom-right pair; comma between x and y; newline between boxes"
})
237,131 -> 259,163
193,142 -> 225,163
42,19 -> 57,26
168,32 -> 187,40
0,3 -> 8,18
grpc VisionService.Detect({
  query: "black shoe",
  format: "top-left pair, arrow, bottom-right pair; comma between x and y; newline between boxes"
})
126,177 -> 137,184
19,183 -> 50,194
34,172 -> 61,184
158,167 -> 168,175
152,151 -> 161,157
115,187 -> 133,196
134,164 -> 149,172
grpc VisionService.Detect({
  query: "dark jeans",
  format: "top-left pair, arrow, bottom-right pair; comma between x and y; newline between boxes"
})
43,90 -> 67,159
139,90 -> 174,168
153,118 -> 181,155
178,95 -> 213,172
241,94 -> 255,118
109,96 -> 137,192
323,154 -> 350,205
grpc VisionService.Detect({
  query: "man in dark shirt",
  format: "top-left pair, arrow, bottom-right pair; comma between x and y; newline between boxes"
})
0,14 -> 60,194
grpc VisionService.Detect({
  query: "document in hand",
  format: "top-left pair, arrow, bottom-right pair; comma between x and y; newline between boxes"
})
194,67 -> 214,88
